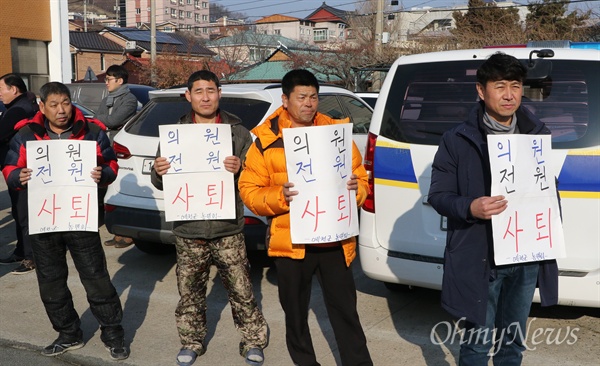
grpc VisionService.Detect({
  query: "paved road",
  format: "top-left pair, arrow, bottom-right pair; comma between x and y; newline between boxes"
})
1,178 -> 599,366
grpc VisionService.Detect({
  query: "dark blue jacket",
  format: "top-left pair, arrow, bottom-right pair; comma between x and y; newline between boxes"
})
428,101 -> 559,326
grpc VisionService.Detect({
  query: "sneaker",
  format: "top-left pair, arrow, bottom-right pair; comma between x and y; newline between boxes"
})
0,254 -> 24,265
11,259 -> 35,275
104,338 -> 129,360
244,347 -> 264,366
41,338 -> 85,356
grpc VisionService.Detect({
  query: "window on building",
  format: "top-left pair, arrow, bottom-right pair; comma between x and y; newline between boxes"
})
300,28 -> 304,35
202,14 -> 208,21
170,0 -> 176,3
194,0 -> 200,8
274,29 -> 281,35
165,7 -> 169,14
202,27 -> 208,34
187,25 -> 192,30
179,10 -> 184,19
136,22 -> 142,27
313,29 -> 327,42
179,0 -> 184,5
136,8 -> 141,14
187,0 -> 192,4
202,2 -> 208,8
10,38 -> 49,92
171,9 -> 176,17
195,13 -> 200,22
100,54 -> 105,71
186,11 -> 191,18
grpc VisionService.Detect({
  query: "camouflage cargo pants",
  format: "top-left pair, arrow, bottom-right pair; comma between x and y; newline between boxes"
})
175,233 -> 268,356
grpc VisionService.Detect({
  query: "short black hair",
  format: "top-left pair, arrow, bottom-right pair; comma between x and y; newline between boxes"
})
281,69 -> 319,97
39,82 -> 71,103
187,70 -> 220,90
106,65 -> 129,83
477,52 -> 527,85
0,73 -> 27,94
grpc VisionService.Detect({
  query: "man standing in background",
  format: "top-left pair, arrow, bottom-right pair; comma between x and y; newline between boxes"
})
0,73 -> 39,274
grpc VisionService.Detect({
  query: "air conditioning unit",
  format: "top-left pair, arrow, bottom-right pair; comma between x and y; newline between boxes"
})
125,41 -> 136,50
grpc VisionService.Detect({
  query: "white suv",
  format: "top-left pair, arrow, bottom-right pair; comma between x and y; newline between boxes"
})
104,83 -> 373,254
359,43 -> 600,308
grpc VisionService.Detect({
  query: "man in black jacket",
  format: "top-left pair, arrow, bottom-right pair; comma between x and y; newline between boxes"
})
0,73 -> 39,274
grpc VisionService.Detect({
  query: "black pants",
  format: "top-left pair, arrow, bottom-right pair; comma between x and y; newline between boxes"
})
31,231 -> 124,343
274,246 -> 372,366
9,188 -> 32,260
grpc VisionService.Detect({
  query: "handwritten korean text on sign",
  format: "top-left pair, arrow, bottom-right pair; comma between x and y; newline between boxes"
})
159,124 -> 235,221
283,124 -> 359,244
488,135 -> 566,265
27,140 -> 98,234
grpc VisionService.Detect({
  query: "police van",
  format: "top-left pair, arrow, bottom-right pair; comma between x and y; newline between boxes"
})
359,41 -> 600,307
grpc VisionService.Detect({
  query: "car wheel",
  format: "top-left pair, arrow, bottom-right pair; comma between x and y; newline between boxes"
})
134,240 -> 176,255
384,282 -> 413,292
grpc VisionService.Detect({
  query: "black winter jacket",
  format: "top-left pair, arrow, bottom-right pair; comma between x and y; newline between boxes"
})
428,101 -> 559,326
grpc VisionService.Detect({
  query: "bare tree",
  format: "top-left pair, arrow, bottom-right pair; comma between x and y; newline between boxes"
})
452,0 -> 525,48
525,0 -> 590,41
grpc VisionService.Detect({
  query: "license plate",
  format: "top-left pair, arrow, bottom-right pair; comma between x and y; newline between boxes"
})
142,158 -> 154,174
440,216 -> 448,231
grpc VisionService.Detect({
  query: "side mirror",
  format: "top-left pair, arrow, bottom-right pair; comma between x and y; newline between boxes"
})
526,49 -> 554,81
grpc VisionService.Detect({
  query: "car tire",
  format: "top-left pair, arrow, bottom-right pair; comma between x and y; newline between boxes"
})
134,240 -> 176,255
384,282 -> 413,292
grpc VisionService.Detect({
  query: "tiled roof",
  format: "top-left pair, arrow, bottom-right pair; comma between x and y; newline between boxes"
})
70,31 -> 123,52
103,27 -> 214,57
255,14 -> 300,24
305,2 -> 352,23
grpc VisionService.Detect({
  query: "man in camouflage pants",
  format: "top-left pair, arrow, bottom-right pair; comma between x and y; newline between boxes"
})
151,70 -> 268,366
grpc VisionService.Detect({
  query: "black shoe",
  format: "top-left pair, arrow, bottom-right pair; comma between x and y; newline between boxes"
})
104,338 -> 129,360
0,254 -> 24,265
41,337 -> 85,356
11,259 -> 35,275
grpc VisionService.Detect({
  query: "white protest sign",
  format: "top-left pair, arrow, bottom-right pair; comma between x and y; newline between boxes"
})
488,134 -> 566,265
283,124 -> 359,244
159,124 -> 235,221
27,140 -> 98,234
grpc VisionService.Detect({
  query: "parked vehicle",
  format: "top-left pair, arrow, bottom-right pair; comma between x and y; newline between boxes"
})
355,92 -> 378,109
66,83 -> 156,113
104,83 -> 373,254
359,41 -> 600,308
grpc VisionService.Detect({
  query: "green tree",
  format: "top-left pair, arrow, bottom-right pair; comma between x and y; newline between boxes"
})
452,0 -> 525,48
525,0 -> 590,41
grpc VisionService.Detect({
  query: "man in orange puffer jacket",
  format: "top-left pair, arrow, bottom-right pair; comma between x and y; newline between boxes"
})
239,69 -> 372,366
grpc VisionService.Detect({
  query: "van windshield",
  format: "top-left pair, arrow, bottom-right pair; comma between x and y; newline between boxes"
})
381,59 -> 599,149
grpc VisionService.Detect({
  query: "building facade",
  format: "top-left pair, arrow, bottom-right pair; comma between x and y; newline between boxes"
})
0,0 -> 70,90
125,0 -> 210,35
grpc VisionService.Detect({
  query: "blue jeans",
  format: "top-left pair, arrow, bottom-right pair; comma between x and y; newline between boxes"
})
459,262 -> 539,366
31,231 -> 124,343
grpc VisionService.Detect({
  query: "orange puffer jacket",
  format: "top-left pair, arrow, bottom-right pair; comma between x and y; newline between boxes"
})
239,106 -> 369,266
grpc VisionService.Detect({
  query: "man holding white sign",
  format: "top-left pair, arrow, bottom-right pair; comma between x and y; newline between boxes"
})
239,69 -> 372,366
151,70 -> 268,366
428,53 -> 559,366
2,82 -> 128,360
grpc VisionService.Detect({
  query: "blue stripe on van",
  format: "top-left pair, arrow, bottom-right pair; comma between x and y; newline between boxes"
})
373,146 -> 418,183
558,154 -> 600,192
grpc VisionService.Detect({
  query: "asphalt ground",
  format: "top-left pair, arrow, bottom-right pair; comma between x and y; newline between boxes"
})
1,178 -> 599,366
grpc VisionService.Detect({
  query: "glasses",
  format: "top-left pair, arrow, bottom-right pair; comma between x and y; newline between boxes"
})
105,77 -> 120,83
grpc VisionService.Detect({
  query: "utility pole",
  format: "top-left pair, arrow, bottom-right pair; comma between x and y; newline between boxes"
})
375,0 -> 384,57
84,0 -> 88,32
151,0 -> 157,86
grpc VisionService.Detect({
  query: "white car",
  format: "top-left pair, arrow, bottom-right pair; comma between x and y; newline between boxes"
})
104,83 -> 373,254
359,42 -> 600,308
